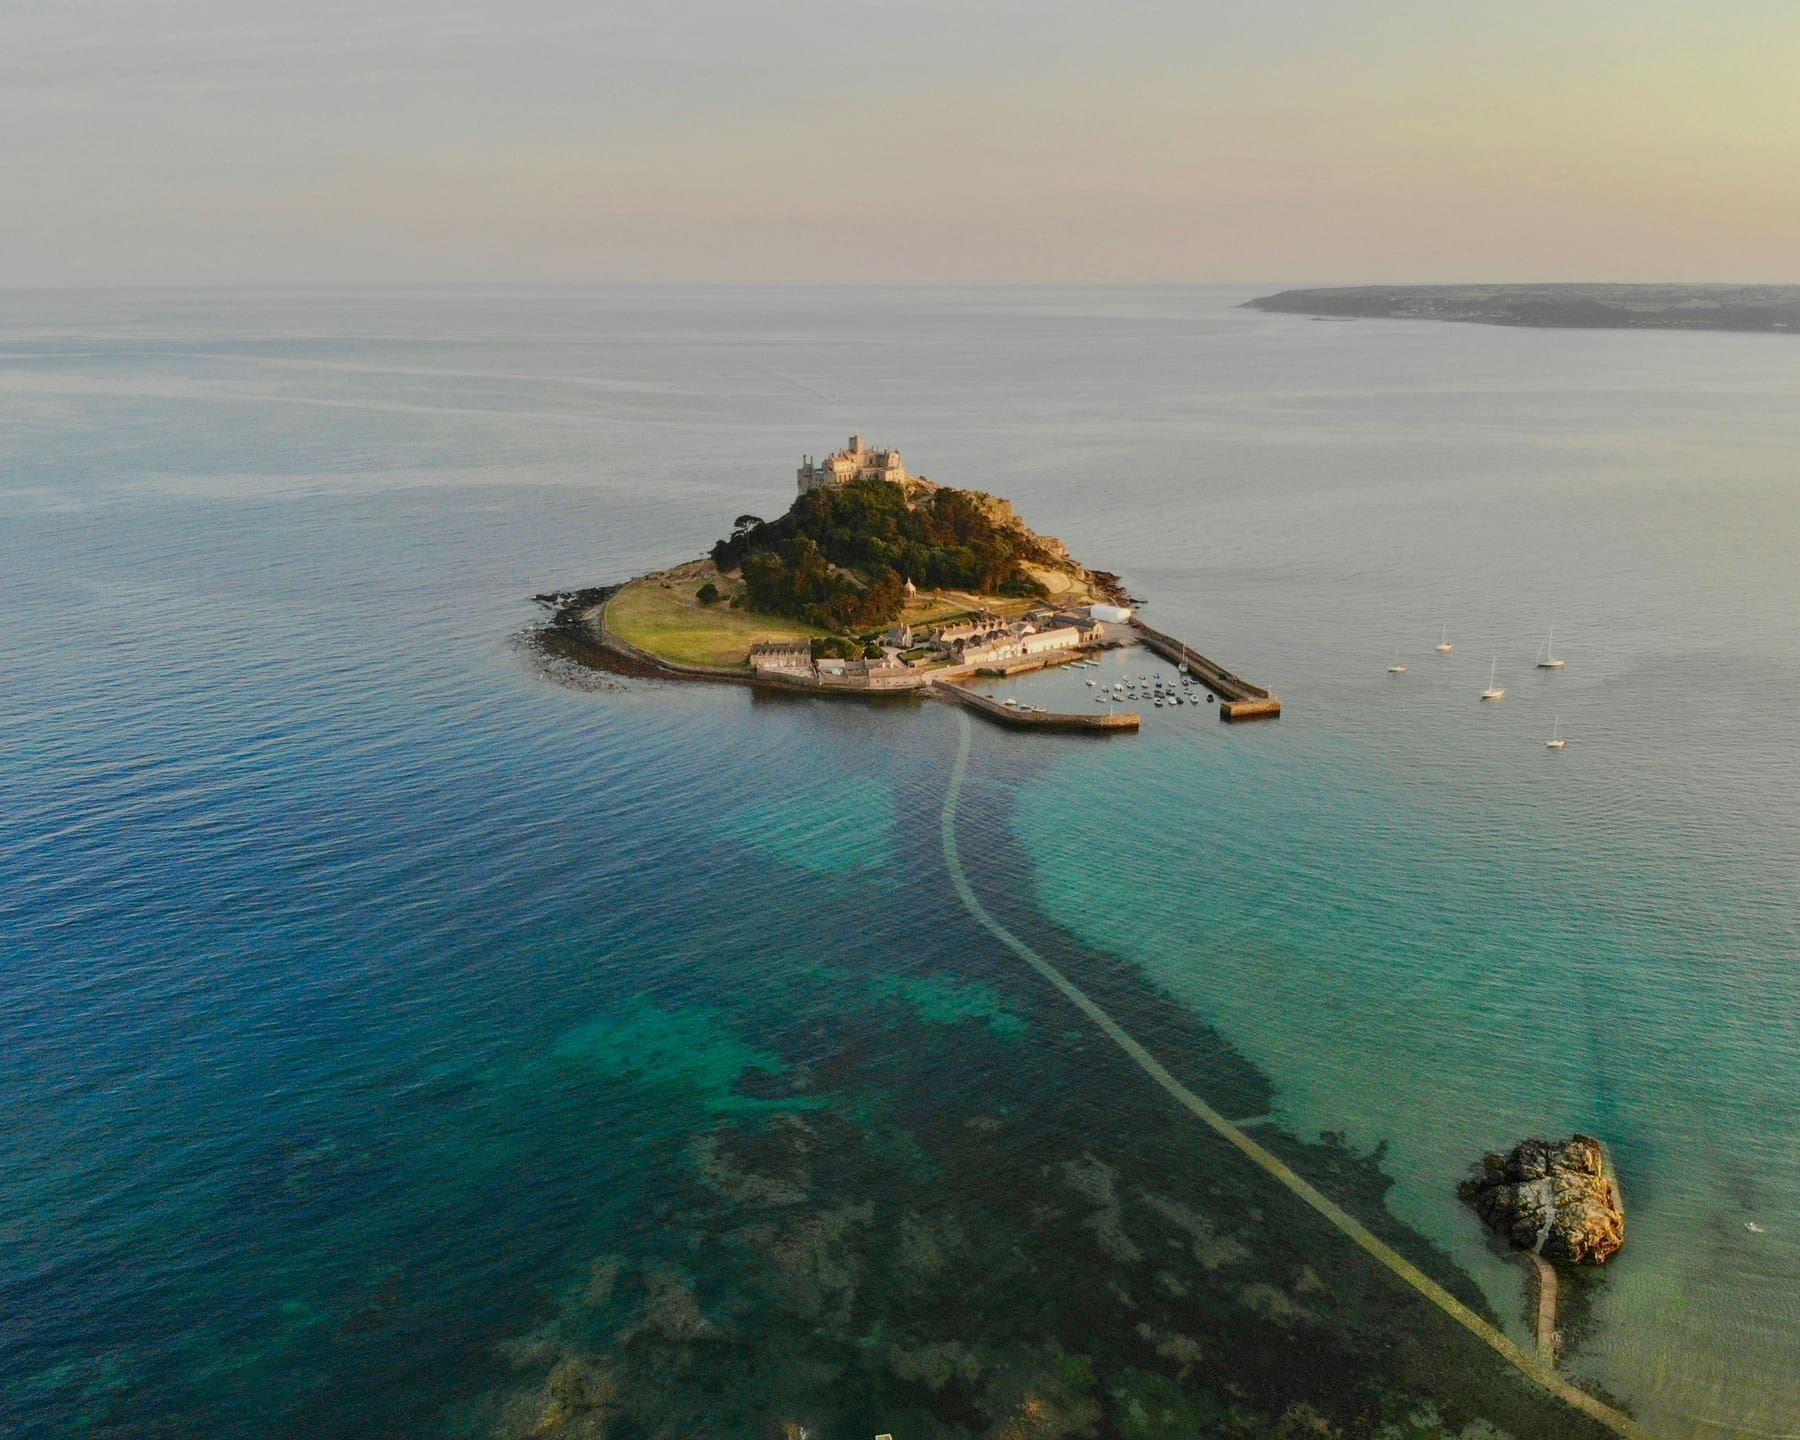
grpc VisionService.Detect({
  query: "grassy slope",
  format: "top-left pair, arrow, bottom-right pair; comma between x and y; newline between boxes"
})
608,557 -> 1101,669
606,574 -> 828,668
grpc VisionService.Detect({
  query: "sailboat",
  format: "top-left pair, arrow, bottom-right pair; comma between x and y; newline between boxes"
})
1545,716 -> 1568,750
1436,623 -> 1453,653
1388,647 -> 1408,674
1536,626 -> 1565,670
1480,659 -> 1505,701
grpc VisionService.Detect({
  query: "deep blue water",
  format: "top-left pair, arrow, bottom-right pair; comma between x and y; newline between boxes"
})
3,287 -> 1796,1439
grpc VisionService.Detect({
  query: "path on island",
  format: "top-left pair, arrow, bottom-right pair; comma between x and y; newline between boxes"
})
939,710 -> 1651,1440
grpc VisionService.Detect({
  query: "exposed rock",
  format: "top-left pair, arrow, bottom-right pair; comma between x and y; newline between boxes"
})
1458,1134 -> 1625,1264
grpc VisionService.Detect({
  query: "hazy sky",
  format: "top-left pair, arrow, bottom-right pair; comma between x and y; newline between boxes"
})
7,0 -> 1799,285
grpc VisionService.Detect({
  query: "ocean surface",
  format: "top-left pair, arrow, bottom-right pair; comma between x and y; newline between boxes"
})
2,286 -> 1796,1439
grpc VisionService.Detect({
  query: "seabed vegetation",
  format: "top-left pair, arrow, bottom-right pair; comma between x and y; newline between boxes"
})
446,773 -> 1627,1440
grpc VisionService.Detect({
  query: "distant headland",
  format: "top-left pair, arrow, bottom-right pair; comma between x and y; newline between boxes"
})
534,435 -> 1280,726
1245,284 -> 1800,334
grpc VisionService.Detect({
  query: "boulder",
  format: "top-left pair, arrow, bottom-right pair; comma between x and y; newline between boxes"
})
1458,1134 -> 1625,1264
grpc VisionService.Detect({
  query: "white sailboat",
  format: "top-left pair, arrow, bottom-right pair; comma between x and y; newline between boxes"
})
1536,626 -> 1565,669
1388,646 -> 1408,674
1436,623 -> 1453,653
1546,716 -> 1568,750
1480,659 -> 1505,701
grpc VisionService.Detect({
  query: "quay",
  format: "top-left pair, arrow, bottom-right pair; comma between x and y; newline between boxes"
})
930,680 -> 1140,733
546,594 -> 1274,735
1130,618 -> 1282,721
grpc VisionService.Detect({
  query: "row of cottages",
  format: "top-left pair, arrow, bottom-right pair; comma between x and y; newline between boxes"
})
820,657 -> 915,689
961,625 -> 1085,666
923,611 -> 1005,650
748,643 -> 916,689
748,642 -> 813,676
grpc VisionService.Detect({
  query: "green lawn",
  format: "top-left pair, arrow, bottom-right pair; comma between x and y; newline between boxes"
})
606,574 -> 828,667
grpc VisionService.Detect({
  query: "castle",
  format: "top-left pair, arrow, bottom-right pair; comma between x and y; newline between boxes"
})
796,435 -> 908,495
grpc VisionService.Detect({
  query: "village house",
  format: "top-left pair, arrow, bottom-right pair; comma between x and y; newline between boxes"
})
960,624 -> 1085,667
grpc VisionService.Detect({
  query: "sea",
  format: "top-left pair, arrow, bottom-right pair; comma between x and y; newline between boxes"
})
2,286 -> 1796,1440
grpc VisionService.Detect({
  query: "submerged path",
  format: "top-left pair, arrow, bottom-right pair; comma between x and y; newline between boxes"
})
939,711 -> 1650,1439
1530,1254 -> 1560,1365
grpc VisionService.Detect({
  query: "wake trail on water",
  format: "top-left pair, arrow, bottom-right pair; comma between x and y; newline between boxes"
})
939,709 -> 1651,1440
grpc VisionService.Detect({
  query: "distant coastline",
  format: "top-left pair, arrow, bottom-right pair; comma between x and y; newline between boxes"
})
1245,284 -> 1800,334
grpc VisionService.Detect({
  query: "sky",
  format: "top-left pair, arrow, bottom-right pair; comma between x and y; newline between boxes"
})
6,0 -> 1799,286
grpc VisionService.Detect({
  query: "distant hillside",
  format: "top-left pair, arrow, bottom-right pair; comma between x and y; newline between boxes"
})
1245,284 -> 1800,334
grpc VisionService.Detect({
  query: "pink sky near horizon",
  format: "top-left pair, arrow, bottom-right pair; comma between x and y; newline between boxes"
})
6,0 -> 1798,286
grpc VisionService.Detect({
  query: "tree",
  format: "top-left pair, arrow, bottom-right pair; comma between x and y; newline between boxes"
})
716,479 -> 1057,632
695,581 -> 721,605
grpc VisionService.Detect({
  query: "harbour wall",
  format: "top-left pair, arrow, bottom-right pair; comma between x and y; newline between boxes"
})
930,681 -> 1140,733
1129,619 -> 1282,722
545,596 -> 1265,734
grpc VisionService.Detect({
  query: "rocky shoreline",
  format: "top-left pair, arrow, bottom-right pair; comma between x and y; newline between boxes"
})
1458,1136 -> 1625,1266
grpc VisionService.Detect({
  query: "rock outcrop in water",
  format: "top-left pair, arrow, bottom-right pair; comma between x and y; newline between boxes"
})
1458,1135 -> 1625,1264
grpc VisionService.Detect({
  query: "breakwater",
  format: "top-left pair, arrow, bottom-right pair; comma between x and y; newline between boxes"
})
1130,619 -> 1282,721
931,681 -> 1140,733
539,596 -> 1268,736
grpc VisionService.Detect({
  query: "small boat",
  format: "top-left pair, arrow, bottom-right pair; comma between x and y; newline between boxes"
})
1085,679 -> 1095,686
1388,647 -> 1408,674
1480,659 -> 1505,701
1536,627 -> 1565,670
1436,623 -> 1452,654
1002,698 -> 1019,708
1546,715 -> 1567,750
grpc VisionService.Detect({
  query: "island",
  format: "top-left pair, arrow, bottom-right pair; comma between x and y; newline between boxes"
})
1245,283 -> 1800,334
534,435 -> 1280,727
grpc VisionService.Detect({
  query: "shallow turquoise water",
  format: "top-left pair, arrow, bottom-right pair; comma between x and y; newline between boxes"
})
2,287 -> 1795,1438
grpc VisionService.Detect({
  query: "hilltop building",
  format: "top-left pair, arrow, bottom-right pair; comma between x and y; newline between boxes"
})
797,435 -> 908,495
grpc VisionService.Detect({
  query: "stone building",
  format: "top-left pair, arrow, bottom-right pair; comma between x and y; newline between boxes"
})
837,658 -> 915,689
748,642 -> 815,677
925,612 -> 1004,650
960,626 -> 1083,667
797,435 -> 908,495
